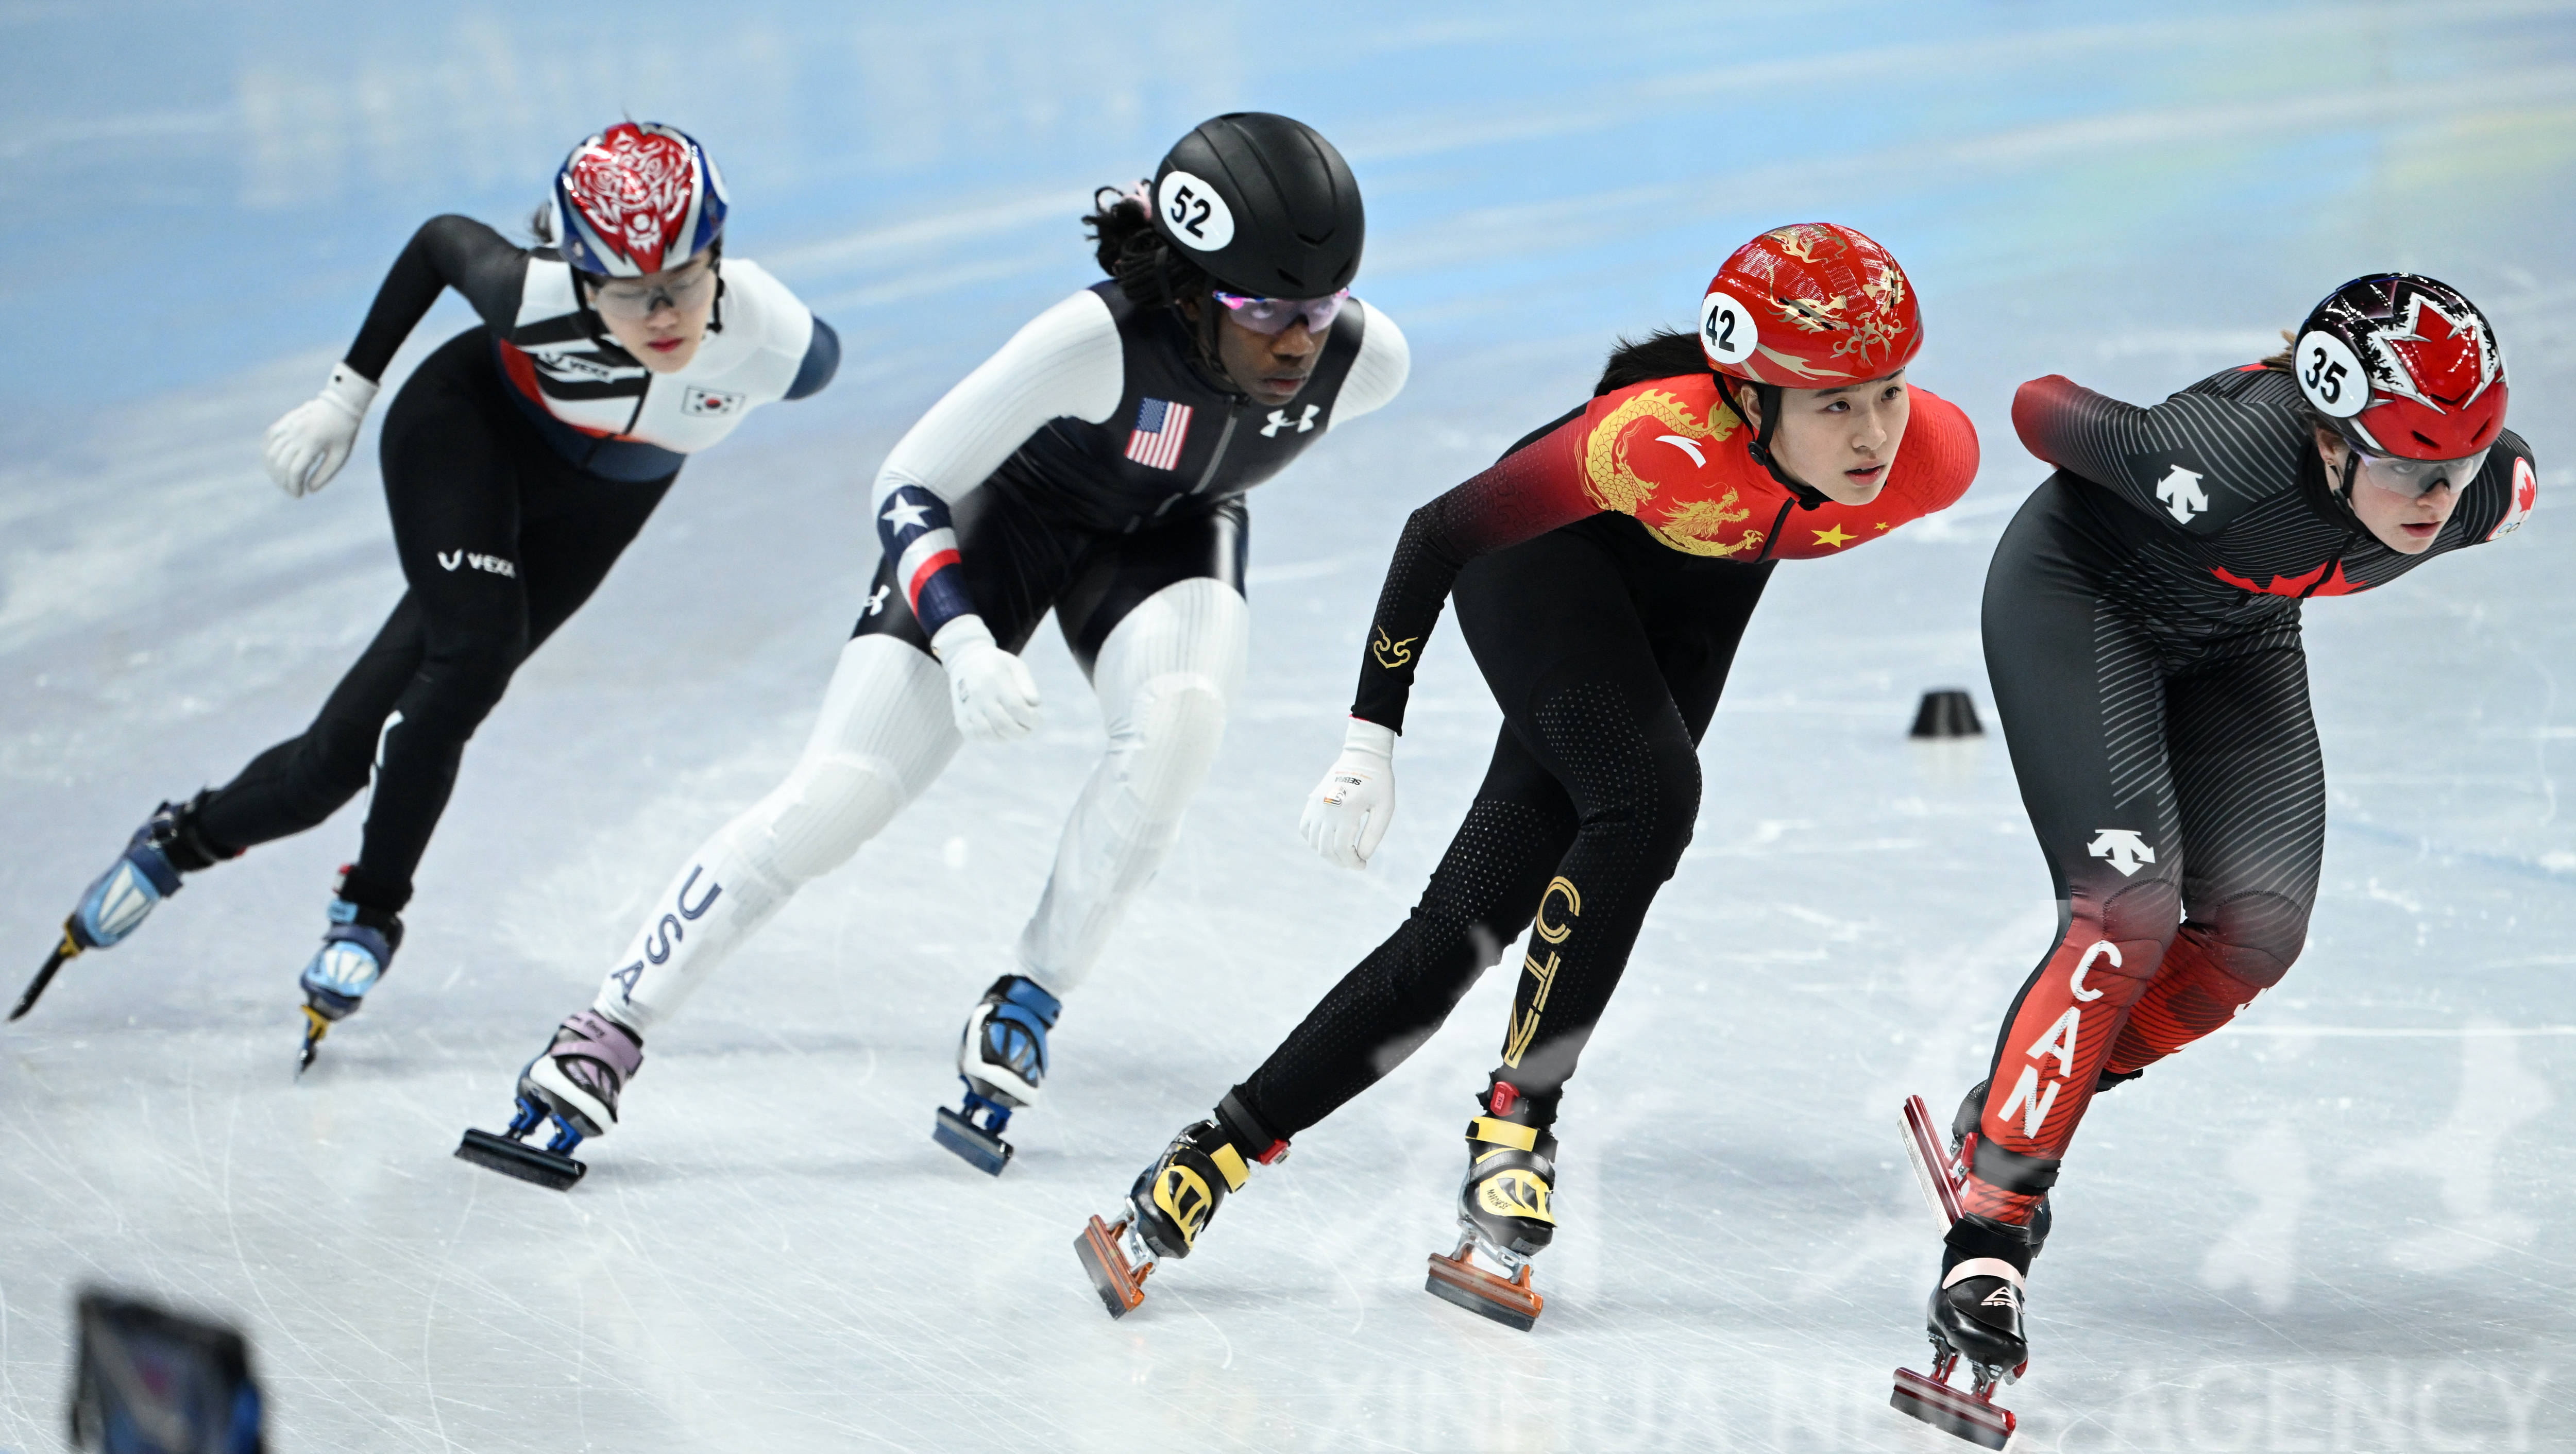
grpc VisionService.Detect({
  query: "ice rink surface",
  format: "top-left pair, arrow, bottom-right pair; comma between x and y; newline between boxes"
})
3,3 -> 2574,1449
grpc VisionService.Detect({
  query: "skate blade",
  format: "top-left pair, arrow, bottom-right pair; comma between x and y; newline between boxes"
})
933,1105 -> 1013,1176
454,1128 -> 587,1191
1902,1093 -> 1964,1230
1074,1215 -> 1150,1320
1425,1240 -> 1543,1331
1890,1365 -> 2016,1449
9,922 -> 83,1022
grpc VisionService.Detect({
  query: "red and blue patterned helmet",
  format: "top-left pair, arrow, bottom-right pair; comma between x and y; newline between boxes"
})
553,122 -> 727,278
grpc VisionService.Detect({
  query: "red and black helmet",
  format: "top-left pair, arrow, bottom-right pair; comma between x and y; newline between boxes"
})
1699,223 -> 1922,388
2293,273 -> 2507,460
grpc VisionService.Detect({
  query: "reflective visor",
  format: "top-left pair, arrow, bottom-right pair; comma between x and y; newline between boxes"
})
1211,289 -> 1348,336
2354,446 -> 2489,499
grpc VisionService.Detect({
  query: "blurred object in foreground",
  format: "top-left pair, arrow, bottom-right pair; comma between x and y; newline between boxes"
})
1908,688 -> 1984,739
71,1289 -> 265,1454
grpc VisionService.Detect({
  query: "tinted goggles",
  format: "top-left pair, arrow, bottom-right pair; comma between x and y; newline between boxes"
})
2353,446 -> 2488,499
1211,289 -> 1348,336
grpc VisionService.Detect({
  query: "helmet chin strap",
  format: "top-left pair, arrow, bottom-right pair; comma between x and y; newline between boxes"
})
1729,377 -> 1829,511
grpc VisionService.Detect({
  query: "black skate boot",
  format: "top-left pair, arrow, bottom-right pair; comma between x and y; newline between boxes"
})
1893,1087 -> 2056,1449
456,1010 -> 645,1191
1425,1080 -> 1553,1331
1075,1090 -> 1285,1320
15,793 -> 233,1021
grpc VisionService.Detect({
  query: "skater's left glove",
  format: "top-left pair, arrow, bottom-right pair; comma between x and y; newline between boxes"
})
1300,717 -> 1396,869
933,615 -> 1042,743
263,363 -> 379,498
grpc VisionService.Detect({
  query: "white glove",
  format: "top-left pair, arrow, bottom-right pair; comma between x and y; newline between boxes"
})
931,615 -> 1041,743
263,363 -> 379,498
1300,717 -> 1397,869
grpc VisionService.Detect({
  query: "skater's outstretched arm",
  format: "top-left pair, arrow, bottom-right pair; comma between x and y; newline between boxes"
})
265,216 -> 531,497
1347,413 -> 1596,732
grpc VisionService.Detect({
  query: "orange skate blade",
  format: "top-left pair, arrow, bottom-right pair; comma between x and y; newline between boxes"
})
1424,1238 -> 1543,1331
1074,1215 -> 1150,1320
1891,1365 -> 2016,1449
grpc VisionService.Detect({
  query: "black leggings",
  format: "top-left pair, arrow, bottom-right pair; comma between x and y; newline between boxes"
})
1965,479 -> 2324,1204
1238,514 -> 1774,1137
193,329 -> 673,911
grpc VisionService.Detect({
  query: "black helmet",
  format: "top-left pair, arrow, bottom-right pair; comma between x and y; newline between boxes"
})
1150,113 -> 1363,298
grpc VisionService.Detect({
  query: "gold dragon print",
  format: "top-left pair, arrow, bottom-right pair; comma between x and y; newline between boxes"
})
1581,388 -> 1763,558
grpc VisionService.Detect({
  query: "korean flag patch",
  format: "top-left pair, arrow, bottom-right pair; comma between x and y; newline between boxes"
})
682,386 -> 745,418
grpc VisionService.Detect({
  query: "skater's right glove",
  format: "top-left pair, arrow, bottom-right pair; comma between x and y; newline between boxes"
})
1300,717 -> 1396,869
263,363 -> 379,498
933,615 -> 1042,743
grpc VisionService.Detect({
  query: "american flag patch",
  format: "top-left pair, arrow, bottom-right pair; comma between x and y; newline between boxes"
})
1123,397 -> 1194,471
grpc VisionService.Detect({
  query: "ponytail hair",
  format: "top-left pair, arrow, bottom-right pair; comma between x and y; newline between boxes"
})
1595,328 -> 1718,397
1085,185 -> 1211,311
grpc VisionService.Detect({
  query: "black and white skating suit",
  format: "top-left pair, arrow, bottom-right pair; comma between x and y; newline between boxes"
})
588,280 -> 1409,1032
1957,361 -> 2537,1222
192,216 -> 838,914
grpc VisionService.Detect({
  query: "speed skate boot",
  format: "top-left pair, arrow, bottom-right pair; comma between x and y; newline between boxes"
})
295,885 -> 402,1075
456,1010 -> 645,1191
1425,1080 -> 1554,1331
1892,1082 -> 2059,1450
935,974 -> 1060,1175
1075,1090 -> 1287,1319
14,794 -> 234,1021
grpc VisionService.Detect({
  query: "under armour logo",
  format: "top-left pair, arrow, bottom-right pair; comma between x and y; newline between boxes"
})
1261,404 -> 1319,437
2088,829 -> 2157,876
2155,465 -> 2209,523
863,584 -> 891,617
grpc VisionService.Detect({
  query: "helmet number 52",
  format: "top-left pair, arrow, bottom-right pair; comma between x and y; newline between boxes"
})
1168,184 -> 1210,238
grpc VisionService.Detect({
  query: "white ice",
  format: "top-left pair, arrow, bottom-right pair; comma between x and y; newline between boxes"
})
2,5 -> 2572,1450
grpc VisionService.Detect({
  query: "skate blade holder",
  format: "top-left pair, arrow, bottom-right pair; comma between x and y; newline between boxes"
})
453,1098 -> 588,1191
1425,1236 -> 1544,1332
934,1084 -> 1017,1176
1891,1356 -> 2018,1450
1074,1215 -> 1154,1320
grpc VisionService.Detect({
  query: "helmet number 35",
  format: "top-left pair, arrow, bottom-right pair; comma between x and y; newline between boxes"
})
2294,330 -> 2368,418
1157,170 -> 1236,252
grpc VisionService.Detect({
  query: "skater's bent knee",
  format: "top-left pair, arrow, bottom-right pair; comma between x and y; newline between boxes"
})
748,753 -> 911,882
2095,878 -> 2183,949
2190,891 -> 2309,989
1116,671 -> 1229,802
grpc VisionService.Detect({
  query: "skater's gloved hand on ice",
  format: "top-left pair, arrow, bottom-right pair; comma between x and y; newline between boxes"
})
263,363 -> 379,498
1300,717 -> 1396,869
933,615 -> 1042,743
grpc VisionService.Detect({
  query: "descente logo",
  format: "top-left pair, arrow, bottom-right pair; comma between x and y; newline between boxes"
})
438,551 -> 517,578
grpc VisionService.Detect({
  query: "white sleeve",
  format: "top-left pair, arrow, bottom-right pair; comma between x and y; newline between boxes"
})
871,289 -> 1125,513
1327,301 -> 1410,428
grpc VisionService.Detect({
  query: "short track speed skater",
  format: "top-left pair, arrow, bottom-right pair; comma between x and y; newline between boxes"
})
1891,1092 -> 2024,1449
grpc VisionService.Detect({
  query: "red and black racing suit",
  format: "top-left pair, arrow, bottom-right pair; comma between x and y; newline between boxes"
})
1228,367 -> 1979,1141
1959,361 -> 2538,1225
